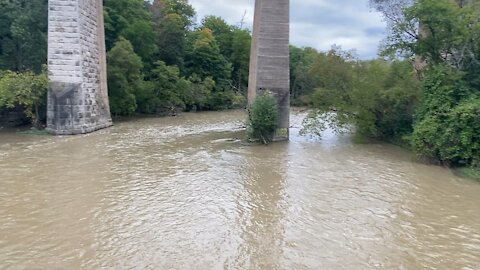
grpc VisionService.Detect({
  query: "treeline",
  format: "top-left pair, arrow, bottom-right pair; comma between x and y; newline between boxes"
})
104,0 -> 251,115
292,46 -> 420,141
0,0 -> 251,123
0,0 -> 48,126
298,0 -> 480,169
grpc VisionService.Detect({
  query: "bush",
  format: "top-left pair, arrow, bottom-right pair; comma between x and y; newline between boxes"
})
246,93 -> 279,144
412,97 -> 480,166
304,60 -> 419,142
0,70 -> 47,127
411,66 -> 480,166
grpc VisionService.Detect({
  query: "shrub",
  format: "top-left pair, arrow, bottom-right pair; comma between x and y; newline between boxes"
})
411,66 -> 480,166
0,70 -> 47,127
246,93 -> 279,144
412,97 -> 480,166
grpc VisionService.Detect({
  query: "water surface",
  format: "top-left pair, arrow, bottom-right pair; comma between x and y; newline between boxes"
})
1,110 -> 479,269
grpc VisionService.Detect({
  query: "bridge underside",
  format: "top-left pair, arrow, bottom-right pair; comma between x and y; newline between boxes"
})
47,0 -> 112,135
248,0 -> 290,141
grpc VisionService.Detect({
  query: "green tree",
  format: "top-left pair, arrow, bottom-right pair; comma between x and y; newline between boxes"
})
308,47 -> 357,106
121,20 -> 158,65
186,75 -> 215,110
201,16 -> 233,59
152,0 -> 196,28
304,55 -> 420,142
138,60 -> 190,114
378,0 -> 480,167
382,0 -> 479,68
106,38 -> 143,116
186,29 -> 232,83
411,65 -> 480,166
0,0 -> 47,72
155,13 -> 188,68
0,69 -> 47,126
104,0 -> 157,63
289,46 -> 318,104
230,28 -> 251,94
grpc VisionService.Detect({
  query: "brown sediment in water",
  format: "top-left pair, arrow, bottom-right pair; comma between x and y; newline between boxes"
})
0,110 -> 479,269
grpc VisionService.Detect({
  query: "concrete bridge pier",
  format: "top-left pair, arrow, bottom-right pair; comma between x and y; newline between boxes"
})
47,0 -> 112,135
248,0 -> 290,141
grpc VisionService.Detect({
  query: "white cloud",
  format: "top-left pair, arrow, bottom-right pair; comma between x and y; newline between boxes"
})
189,0 -> 386,59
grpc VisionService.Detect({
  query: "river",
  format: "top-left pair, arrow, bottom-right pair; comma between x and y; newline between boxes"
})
0,110 -> 479,269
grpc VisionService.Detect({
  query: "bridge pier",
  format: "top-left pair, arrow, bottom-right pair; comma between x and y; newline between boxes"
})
47,0 -> 112,135
248,0 -> 290,141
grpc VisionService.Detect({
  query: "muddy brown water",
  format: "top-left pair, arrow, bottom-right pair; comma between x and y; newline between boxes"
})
0,110 -> 479,269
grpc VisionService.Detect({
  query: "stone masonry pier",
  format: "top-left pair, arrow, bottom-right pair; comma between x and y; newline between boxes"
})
47,0 -> 112,135
248,0 -> 290,141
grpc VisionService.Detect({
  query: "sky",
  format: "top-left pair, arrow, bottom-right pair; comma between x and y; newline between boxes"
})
188,0 -> 387,59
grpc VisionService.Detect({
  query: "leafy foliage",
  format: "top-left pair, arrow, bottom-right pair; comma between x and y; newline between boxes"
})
0,0 -> 47,72
411,66 -> 480,166
155,13 -> 188,69
302,48 -> 420,143
230,29 -> 251,94
0,0 -> 253,125
356,0 -> 480,168
0,69 -> 47,126
247,94 -> 279,144
107,38 -> 143,116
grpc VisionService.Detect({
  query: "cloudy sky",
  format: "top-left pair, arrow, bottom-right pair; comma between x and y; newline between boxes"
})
189,0 -> 387,59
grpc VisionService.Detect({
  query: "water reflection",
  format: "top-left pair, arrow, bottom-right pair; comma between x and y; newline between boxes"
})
231,142 -> 288,269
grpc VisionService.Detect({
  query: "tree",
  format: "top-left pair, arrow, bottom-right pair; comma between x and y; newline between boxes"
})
230,28 -> 251,94
0,69 -> 47,127
104,0 -> 157,63
152,0 -> 196,28
156,13 -> 188,68
303,52 -> 420,142
411,66 -> 480,166
121,20 -> 158,65
186,75 -> 215,110
309,47 -> 357,103
376,0 -> 480,167
289,46 -> 318,104
185,28 -> 232,89
201,16 -> 233,59
380,0 -> 480,69
0,0 -> 47,72
106,38 -> 143,116
150,0 -> 196,71
138,60 -> 189,113
185,28 -> 234,110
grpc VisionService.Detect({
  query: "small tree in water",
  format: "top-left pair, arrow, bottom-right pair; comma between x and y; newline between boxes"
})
247,93 -> 279,144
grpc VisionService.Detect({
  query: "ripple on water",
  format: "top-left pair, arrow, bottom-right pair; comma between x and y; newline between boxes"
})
0,110 -> 479,269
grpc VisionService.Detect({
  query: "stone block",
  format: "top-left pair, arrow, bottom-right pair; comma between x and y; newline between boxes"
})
248,0 -> 290,141
47,0 -> 112,135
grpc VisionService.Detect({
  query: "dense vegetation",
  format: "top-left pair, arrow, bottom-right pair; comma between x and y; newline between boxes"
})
0,0 -> 478,174
297,0 -> 479,172
0,0 -> 251,120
